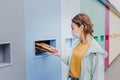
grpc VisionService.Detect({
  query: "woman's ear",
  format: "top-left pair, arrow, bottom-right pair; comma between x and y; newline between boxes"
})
80,25 -> 84,31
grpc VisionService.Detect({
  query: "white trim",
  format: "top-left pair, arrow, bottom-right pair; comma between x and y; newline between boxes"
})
0,63 -> 12,68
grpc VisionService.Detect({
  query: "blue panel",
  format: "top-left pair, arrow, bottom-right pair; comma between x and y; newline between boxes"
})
30,55 -> 61,80
24,0 -> 61,80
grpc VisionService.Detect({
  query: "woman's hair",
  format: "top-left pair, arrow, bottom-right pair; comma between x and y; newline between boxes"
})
72,13 -> 94,36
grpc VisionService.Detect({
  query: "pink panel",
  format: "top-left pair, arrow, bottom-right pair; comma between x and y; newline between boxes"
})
105,6 -> 109,69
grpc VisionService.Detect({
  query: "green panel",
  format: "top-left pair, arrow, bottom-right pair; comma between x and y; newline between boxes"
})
80,0 -> 105,48
100,35 -> 104,41
93,36 -> 99,42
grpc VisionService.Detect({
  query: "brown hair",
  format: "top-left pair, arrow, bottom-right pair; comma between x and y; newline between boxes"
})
72,13 -> 94,36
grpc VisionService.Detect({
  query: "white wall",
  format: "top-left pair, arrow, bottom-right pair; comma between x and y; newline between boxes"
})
109,10 -> 120,64
61,0 -> 80,80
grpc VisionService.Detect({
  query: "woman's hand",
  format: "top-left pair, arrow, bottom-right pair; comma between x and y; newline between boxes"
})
53,48 -> 61,56
35,42 -> 61,56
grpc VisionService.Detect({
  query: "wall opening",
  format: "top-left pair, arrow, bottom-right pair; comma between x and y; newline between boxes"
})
0,43 -> 11,67
65,38 -> 74,49
35,39 -> 56,57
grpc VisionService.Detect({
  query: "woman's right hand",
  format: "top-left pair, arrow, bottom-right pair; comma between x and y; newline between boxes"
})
53,48 -> 61,56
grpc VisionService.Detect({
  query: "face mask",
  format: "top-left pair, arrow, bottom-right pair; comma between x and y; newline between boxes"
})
71,31 -> 81,39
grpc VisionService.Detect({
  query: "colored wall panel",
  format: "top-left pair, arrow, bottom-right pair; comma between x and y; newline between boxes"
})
80,0 -> 109,68
105,6 -> 109,68
80,0 -> 105,48
24,0 -> 61,80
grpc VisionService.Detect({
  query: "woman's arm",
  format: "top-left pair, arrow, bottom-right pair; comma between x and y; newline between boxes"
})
54,49 -> 71,66
91,53 -> 105,80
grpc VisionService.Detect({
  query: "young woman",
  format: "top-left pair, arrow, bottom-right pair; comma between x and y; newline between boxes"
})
55,13 -> 108,80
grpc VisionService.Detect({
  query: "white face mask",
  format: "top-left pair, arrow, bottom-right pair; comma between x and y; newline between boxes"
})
71,31 -> 81,39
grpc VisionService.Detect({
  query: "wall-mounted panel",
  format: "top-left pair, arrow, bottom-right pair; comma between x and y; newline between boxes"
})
24,0 -> 61,80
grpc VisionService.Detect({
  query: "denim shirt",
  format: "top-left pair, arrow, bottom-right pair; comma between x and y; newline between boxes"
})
60,38 -> 108,80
